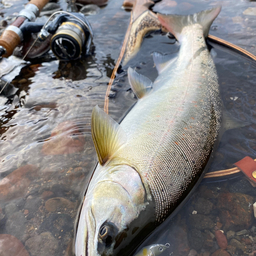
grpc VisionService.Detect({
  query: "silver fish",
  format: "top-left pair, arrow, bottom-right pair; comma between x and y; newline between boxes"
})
134,243 -> 170,256
76,6 -> 222,256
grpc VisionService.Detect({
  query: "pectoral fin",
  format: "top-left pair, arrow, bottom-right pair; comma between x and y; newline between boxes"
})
91,106 -> 127,165
128,67 -> 152,99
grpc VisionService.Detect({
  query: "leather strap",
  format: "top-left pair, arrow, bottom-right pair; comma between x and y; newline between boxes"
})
235,156 -> 256,184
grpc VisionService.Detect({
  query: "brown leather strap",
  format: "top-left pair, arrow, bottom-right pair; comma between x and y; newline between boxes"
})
235,156 -> 256,184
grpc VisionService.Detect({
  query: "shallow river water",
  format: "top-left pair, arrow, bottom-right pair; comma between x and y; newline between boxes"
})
0,0 -> 256,255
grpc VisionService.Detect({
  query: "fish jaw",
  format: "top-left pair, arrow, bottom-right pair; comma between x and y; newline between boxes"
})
75,164 -> 152,256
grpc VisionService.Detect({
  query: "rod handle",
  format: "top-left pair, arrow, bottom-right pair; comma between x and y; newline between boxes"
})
29,0 -> 49,12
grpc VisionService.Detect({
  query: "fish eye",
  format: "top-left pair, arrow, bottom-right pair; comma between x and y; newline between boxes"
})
99,225 -> 108,239
98,222 -> 118,248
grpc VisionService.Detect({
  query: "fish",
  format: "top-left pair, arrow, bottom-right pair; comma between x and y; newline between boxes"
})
134,243 -> 170,256
75,6 -> 222,256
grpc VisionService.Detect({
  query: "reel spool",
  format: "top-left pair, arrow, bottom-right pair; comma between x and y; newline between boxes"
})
39,12 -> 93,61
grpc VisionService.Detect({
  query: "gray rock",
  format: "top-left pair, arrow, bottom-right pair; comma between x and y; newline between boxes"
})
80,4 -> 100,16
236,229 -> 248,236
188,214 -> 215,230
24,195 -> 42,214
4,202 -> 18,217
192,197 -> 214,215
25,232 -> 59,256
229,239 -> 245,251
6,211 -> 27,242
243,7 -> 256,16
188,249 -> 198,256
188,229 -> 205,251
226,230 -> 235,240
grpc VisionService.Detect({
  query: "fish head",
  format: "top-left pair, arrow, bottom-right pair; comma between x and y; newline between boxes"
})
76,164 -> 153,256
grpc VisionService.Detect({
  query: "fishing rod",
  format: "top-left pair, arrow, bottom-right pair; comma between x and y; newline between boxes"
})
0,0 -> 49,58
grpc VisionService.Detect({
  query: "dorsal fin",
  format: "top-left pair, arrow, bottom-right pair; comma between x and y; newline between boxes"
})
153,52 -> 176,74
128,67 -> 152,99
91,106 -> 127,165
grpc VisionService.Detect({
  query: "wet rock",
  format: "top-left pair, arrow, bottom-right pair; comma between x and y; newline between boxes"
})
226,230 -> 235,240
243,7 -> 256,16
80,4 -> 100,15
6,211 -> 27,242
4,202 -> 18,217
24,195 -> 42,214
188,249 -> 198,256
228,178 -> 256,196
0,165 -> 37,201
0,234 -> 29,256
188,229 -> 205,251
0,208 -> 4,221
190,197 -> 214,215
0,20 -> 8,28
42,121 -> 85,155
40,213 -> 74,238
229,239 -> 245,251
236,229 -> 248,236
215,230 -> 228,250
45,197 -> 75,213
40,3 -> 61,16
211,249 -> 230,256
217,193 -> 253,231
41,190 -> 54,200
188,214 -> 215,230
25,232 -> 59,256
76,0 -> 108,6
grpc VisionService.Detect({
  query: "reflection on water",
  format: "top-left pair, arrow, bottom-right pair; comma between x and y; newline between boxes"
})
0,0 -> 256,255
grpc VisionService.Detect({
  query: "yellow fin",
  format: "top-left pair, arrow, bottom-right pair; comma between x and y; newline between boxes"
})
91,106 -> 127,165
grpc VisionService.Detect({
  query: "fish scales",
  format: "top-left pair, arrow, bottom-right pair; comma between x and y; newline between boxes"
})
75,6 -> 222,256
118,25 -> 221,221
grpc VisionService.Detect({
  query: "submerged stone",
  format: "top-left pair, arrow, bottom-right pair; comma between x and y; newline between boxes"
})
42,121 -> 85,155
0,234 -> 29,256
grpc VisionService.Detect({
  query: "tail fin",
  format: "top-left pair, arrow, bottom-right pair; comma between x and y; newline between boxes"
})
157,7 -> 221,42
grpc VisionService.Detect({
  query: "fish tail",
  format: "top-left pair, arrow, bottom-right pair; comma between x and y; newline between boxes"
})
157,6 -> 221,42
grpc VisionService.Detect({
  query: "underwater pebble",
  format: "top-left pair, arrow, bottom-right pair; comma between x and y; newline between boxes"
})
243,7 -> 256,15
24,196 -> 42,215
80,4 -> 100,15
42,121 -> 85,155
25,232 -> 59,256
211,249 -> 231,256
45,197 -> 75,212
236,229 -> 248,236
188,214 -> 215,230
41,190 -> 54,200
191,197 -> 214,215
0,234 -> 30,256
0,165 -> 37,201
226,230 -> 235,240
215,230 -> 228,250
188,249 -> 198,256
4,202 -> 18,217
217,193 -> 253,231
188,229 -> 205,251
229,239 -> 245,251
6,211 -> 27,242
40,213 -> 74,238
